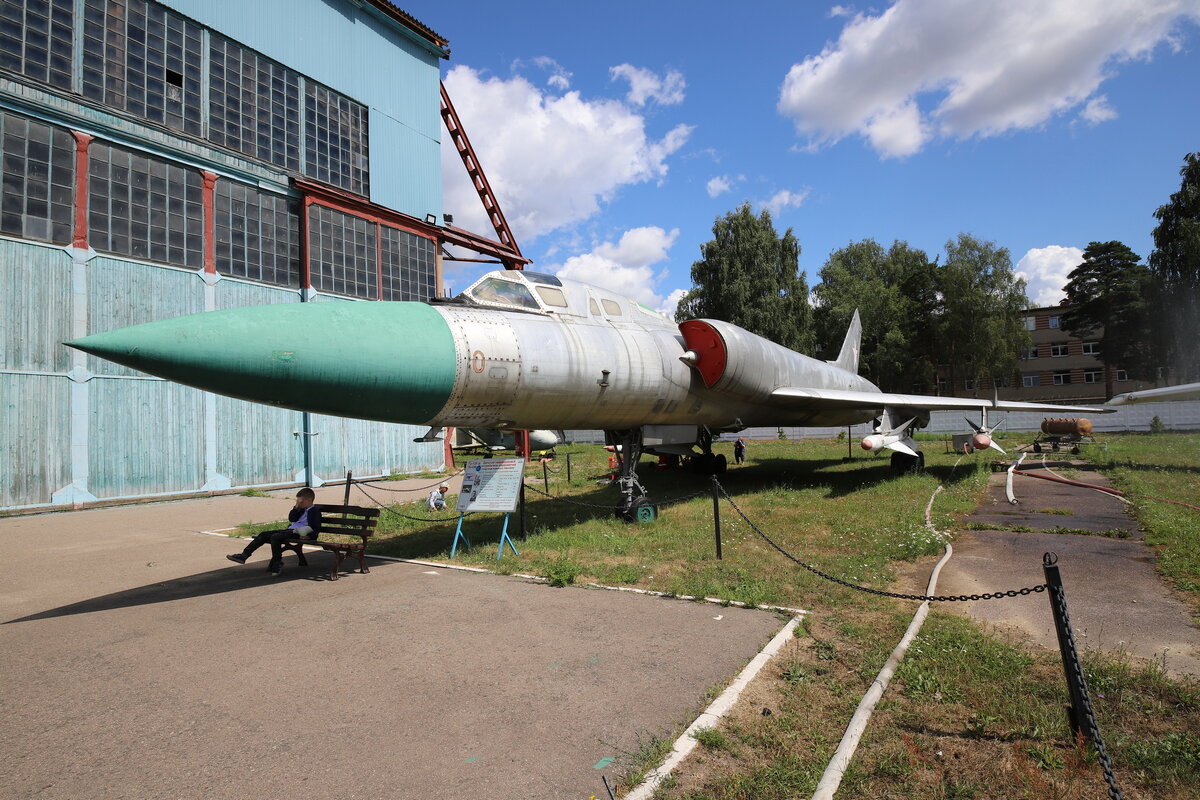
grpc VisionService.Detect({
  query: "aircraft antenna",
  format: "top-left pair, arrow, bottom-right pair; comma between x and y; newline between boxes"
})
440,82 -> 525,269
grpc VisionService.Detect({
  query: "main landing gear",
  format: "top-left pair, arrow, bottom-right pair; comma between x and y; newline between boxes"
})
605,429 -> 655,523
686,427 -> 727,476
890,450 -> 925,475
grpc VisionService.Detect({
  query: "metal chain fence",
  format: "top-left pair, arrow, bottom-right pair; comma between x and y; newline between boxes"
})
714,480 -> 1046,603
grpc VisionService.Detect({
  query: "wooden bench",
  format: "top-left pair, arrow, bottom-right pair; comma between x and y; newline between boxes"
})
278,504 -> 381,580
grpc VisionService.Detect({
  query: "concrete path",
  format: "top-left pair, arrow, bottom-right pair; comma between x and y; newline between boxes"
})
931,460 -> 1200,678
0,495 -> 784,800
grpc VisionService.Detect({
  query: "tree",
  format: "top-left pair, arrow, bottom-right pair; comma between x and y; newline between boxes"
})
1149,152 -> 1200,383
935,234 -> 1029,394
1061,241 -> 1157,398
811,239 -> 937,392
675,203 -> 813,352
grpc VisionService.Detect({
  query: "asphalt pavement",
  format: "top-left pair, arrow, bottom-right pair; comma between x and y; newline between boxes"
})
0,489 -> 785,799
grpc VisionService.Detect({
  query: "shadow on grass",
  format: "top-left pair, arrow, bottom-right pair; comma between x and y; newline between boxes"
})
3,551 -> 387,624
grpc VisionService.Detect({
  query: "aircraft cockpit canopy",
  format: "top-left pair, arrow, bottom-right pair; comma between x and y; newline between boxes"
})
460,271 -> 575,314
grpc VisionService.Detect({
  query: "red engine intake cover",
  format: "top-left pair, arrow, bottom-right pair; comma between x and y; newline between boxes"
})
678,320 -> 728,389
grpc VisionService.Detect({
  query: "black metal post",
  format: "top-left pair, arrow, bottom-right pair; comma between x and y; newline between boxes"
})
1043,552 -> 1087,738
566,452 -> 572,483
519,480 -> 527,539
847,426 -> 852,459
344,471 -> 352,505
543,461 -> 549,494
711,475 -> 722,560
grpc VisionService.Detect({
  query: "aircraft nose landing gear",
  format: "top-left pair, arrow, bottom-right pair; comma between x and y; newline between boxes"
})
606,429 -> 656,523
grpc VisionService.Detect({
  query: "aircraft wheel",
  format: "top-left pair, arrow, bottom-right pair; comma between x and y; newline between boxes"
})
1033,442 -> 1042,453
715,454 -> 728,474
890,451 -> 924,475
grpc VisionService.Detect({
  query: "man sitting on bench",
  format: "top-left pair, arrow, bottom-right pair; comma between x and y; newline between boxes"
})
227,488 -> 323,576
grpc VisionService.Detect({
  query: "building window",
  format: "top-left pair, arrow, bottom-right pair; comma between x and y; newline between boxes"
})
308,204 -> 376,299
1050,342 -> 1068,357
1116,370 -> 1128,382
380,225 -> 435,301
208,34 -> 301,172
0,0 -> 75,90
1048,315 -> 1059,329
1022,373 -> 1039,388
963,378 -> 975,392
1052,371 -> 1072,385
305,82 -> 369,195
81,0 -> 203,136
0,109 -> 74,243
87,139 -> 203,266
1083,369 -> 1102,384
1024,316 -> 1036,331
936,378 -> 950,394
1082,341 -> 1099,356
214,180 -> 300,287
995,375 -> 1011,388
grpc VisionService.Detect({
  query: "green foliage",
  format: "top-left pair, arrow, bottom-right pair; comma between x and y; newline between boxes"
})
543,556 -> 582,587
675,203 -> 813,352
1061,240 -> 1159,395
1149,152 -> 1200,383
693,727 -> 736,752
238,487 -> 271,497
812,239 -> 938,391
1150,415 -> 1166,434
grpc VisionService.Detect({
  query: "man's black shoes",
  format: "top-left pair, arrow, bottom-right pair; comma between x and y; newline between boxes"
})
226,553 -> 248,564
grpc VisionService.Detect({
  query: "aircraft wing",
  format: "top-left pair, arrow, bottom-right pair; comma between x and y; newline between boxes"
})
1107,381 -> 1200,405
770,387 -> 1115,415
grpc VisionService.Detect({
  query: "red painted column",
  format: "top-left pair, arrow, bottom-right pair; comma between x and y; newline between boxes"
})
300,197 -> 313,290
375,222 -> 383,300
70,132 -> 92,249
200,171 -> 217,274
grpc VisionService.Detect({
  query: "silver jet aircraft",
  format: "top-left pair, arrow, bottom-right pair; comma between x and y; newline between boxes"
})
68,269 -> 1112,516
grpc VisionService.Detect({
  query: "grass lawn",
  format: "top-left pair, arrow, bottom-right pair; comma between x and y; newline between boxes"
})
235,433 -> 1200,798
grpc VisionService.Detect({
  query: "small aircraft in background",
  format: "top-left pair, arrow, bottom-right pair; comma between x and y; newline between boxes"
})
452,428 -> 562,454
68,269 -> 1113,517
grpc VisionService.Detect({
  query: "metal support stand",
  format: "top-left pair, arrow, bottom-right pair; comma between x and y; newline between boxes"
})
519,481 -> 527,538
1043,552 -> 1089,737
343,471 -> 352,505
543,461 -> 549,494
605,428 -> 649,522
450,513 -> 470,558
497,514 -> 519,559
566,452 -> 572,482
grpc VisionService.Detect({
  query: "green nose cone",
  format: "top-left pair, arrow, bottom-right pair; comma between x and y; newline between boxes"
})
67,302 -> 457,425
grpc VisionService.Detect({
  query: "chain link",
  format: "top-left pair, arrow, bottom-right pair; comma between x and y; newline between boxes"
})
715,480 -> 1046,603
357,470 -> 465,493
353,482 -> 467,523
1048,582 -> 1124,799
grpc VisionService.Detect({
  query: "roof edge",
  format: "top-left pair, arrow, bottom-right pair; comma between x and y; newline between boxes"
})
361,1 -> 450,59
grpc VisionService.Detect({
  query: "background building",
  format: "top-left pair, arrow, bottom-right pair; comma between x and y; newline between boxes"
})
937,304 -> 1160,404
0,0 -> 513,510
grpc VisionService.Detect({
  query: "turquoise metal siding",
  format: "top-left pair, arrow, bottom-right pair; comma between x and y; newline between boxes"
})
310,413 -> 442,481
159,0 -> 443,218
0,373 -> 70,506
215,278 -> 301,310
88,378 -> 205,497
369,112 -> 443,223
0,241 -> 73,373
216,396 -> 304,486
86,258 -> 204,377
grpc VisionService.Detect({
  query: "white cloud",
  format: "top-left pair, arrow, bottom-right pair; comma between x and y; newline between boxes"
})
762,188 -> 811,216
659,288 -> 689,318
779,0 -> 1200,158
610,64 -> 687,106
441,66 -> 693,243
1080,94 -> 1118,124
706,175 -> 732,197
533,56 -> 572,90
1015,245 -> 1084,307
553,226 -> 681,308
828,5 -> 853,17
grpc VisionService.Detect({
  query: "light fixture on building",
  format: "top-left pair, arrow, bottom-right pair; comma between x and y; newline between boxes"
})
425,213 -> 437,224
444,213 -> 454,225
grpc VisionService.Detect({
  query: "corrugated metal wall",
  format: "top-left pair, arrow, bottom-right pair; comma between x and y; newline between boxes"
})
1,239 -> 444,510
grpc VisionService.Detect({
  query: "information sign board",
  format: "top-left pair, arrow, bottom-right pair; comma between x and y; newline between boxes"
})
456,458 -> 524,513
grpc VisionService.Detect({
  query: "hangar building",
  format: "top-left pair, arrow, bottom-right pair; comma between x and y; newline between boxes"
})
0,0 -> 512,510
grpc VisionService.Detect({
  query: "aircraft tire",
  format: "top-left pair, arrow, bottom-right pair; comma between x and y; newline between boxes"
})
890,451 -> 924,475
715,454 -> 727,474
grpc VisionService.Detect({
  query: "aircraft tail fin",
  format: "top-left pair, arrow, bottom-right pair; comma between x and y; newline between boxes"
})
829,310 -> 862,374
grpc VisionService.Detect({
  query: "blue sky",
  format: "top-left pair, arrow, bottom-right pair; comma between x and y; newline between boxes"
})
400,0 -> 1200,314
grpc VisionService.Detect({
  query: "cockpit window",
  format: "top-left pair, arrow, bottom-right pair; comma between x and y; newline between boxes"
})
588,298 -> 600,316
468,277 -> 539,310
522,271 -> 563,287
534,286 -> 568,308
